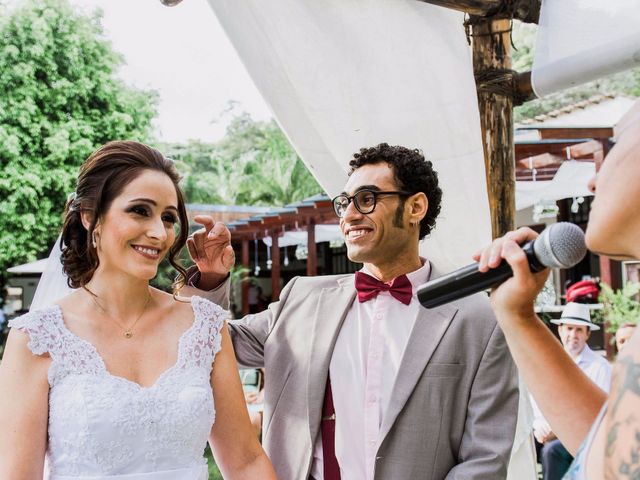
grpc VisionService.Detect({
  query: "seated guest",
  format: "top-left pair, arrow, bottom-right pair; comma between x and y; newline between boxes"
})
531,303 -> 611,480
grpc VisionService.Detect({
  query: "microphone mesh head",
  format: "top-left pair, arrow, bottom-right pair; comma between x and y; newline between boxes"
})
534,222 -> 587,269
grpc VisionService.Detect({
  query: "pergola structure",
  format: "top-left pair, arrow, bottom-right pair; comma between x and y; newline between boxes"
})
225,194 -> 338,312
515,126 -> 611,181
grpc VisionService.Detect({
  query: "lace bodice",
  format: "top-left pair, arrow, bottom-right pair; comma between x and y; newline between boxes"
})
9,296 -> 226,479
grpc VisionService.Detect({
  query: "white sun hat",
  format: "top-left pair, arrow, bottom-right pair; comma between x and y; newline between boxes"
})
551,302 -> 600,331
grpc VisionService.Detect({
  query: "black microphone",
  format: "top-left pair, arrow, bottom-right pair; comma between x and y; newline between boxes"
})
417,222 -> 587,309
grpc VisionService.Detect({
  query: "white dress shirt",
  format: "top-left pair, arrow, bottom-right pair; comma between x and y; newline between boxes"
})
310,260 -> 431,480
531,344 -> 612,432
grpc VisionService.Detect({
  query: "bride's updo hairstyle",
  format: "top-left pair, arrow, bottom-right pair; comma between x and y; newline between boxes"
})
60,140 -> 189,289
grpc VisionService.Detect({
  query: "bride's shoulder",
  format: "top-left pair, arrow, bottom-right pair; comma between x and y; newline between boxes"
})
167,292 -> 227,321
9,304 -> 59,331
7,306 -> 60,358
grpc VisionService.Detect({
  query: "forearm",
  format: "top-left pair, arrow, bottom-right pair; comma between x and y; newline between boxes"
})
222,451 -> 277,480
496,309 -> 606,453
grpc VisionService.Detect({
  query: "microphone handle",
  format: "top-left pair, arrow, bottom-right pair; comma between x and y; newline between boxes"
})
418,241 -> 544,309
417,262 -> 513,308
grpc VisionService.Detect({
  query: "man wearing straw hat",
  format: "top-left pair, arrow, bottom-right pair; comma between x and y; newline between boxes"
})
531,302 -> 612,480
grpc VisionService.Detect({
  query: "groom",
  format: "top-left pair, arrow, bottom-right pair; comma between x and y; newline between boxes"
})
183,143 -> 518,479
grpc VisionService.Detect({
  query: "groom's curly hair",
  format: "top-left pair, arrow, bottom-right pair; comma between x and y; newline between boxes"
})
60,141 -> 189,290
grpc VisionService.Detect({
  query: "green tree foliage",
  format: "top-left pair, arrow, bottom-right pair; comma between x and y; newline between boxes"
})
151,111 -> 322,293
512,22 -> 640,122
511,22 -> 536,72
160,111 -> 323,207
596,282 -> 640,334
0,0 -> 157,289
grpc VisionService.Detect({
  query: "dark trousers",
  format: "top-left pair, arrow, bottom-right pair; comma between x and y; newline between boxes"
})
541,439 -> 574,480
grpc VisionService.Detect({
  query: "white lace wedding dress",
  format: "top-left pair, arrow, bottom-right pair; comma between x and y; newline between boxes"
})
9,296 -> 226,480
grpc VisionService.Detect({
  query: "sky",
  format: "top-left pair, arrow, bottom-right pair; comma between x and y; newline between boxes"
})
69,0 -> 273,143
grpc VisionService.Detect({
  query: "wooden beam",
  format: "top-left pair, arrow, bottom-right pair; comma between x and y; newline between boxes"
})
515,139 -> 593,160
473,18 -> 515,238
515,71 -> 535,104
271,230 -> 281,301
241,239 -> 250,316
416,0 -> 540,23
307,220 -> 317,276
516,152 -> 564,170
537,127 -> 614,140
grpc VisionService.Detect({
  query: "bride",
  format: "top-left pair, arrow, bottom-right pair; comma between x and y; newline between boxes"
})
0,141 -> 277,479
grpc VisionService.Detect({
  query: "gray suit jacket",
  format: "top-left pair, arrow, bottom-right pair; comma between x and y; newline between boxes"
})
195,268 -> 518,480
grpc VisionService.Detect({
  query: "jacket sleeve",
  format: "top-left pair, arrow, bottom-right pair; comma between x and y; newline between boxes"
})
445,322 -> 520,480
226,277 -> 300,369
178,266 -> 231,309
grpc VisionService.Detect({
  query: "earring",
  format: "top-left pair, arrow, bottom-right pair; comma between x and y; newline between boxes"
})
91,231 -> 97,249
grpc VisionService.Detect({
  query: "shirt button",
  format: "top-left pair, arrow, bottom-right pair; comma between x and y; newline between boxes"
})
369,439 -> 376,445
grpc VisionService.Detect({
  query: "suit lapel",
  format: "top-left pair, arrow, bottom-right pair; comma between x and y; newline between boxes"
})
378,274 -> 458,443
306,277 -> 357,444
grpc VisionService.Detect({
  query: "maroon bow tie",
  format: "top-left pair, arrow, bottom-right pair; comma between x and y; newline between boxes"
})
354,271 -> 413,305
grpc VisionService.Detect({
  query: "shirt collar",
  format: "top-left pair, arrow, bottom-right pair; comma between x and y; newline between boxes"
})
573,344 -> 595,365
361,257 -> 431,290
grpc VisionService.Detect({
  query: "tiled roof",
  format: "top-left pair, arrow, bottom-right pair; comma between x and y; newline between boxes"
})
518,94 -> 618,125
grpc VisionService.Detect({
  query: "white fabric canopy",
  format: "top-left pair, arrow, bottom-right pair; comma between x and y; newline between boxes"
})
515,161 -> 595,211
532,0 -> 640,97
206,0 -> 491,271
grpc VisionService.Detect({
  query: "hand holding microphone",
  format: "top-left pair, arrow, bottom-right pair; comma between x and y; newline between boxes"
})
417,223 -> 587,314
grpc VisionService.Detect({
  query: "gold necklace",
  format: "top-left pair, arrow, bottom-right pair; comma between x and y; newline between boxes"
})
91,291 -> 152,339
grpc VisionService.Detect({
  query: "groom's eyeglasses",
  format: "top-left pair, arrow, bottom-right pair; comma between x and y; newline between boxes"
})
332,189 -> 412,218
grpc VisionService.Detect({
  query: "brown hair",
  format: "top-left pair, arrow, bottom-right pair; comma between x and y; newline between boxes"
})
60,141 -> 189,289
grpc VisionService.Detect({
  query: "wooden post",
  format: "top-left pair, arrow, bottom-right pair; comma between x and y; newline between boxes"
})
472,18 -> 515,239
271,230 -> 281,301
306,220 -> 317,276
241,239 -> 250,316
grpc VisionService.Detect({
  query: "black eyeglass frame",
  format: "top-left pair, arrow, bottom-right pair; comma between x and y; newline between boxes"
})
331,189 -> 413,218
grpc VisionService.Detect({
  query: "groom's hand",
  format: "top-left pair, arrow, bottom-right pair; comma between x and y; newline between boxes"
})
187,216 -> 235,289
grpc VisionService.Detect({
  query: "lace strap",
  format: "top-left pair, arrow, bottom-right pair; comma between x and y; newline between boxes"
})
8,307 -> 64,356
9,306 -> 104,386
181,296 -> 227,370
